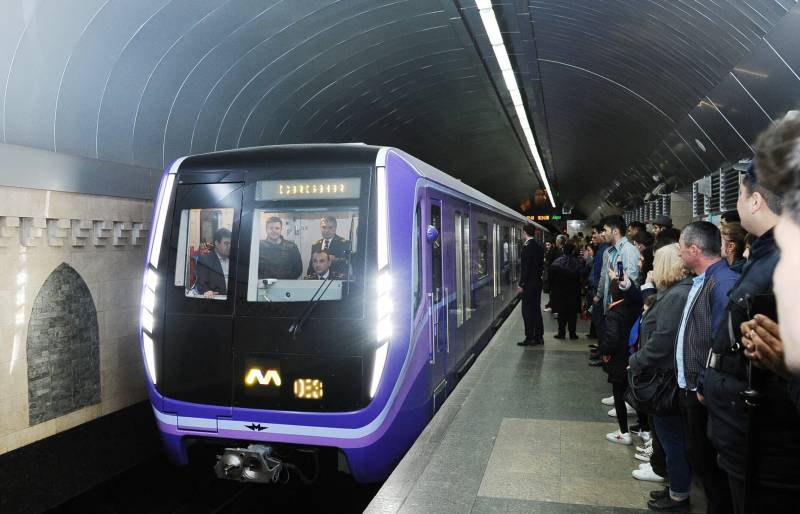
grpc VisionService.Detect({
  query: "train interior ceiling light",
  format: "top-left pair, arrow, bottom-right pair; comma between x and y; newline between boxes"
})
475,0 -> 556,208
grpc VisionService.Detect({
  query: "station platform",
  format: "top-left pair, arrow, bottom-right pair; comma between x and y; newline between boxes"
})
366,303 -> 705,513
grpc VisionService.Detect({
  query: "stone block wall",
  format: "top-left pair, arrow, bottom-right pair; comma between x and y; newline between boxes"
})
0,185 -> 152,455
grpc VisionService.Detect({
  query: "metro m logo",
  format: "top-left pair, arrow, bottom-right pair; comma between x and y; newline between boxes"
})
244,368 -> 282,387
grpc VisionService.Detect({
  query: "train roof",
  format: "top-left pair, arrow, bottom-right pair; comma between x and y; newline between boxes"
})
379,148 -> 531,225
179,144 -> 536,227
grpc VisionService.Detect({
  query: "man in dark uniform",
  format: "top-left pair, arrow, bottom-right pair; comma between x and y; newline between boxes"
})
307,216 -> 349,275
305,250 -> 345,280
258,216 -> 302,279
703,153 -> 800,512
517,224 -> 544,346
194,228 -> 231,298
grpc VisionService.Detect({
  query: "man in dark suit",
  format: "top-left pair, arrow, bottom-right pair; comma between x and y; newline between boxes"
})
307,216 -> 350,275
194,228 -> 231,298
305,250 -> 345,280
258,217 -> 303,279
517,224 -> 545,346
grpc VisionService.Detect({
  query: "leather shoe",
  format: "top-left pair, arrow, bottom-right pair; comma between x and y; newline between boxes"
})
647,495 -> 689,511
649,488 -> 669,500
517,340 -> 534,346
569,334 -> 579,340
554,333 -> 565,339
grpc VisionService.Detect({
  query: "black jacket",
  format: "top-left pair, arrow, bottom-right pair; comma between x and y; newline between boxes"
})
258,238 -> 303,279
704,230 -> 800,488
548,255 -> 584,314
629,278 -> 692,374
306,234 -> 350,275
601,298 -> 641,383
194,251 -> 228,295
519,238 -> 544,290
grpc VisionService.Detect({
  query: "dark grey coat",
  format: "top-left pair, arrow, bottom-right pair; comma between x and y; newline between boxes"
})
628,277 -> 692,373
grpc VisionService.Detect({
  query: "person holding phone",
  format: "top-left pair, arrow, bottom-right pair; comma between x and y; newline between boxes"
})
594,215 -> 640,316
703,134 -> 800,512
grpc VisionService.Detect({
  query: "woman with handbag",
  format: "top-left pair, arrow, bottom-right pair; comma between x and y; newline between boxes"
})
628,244 -> 694,511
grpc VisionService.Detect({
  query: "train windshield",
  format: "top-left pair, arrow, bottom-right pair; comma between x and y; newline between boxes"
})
244,176 -> 365,311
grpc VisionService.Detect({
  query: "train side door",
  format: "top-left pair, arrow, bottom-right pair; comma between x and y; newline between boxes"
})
425,197 -> 447,412
443,200 -> 469,375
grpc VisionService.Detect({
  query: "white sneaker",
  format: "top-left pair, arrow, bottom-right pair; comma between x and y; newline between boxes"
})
601,396 -> 615,406
632,464 -> 665,482
636,440 -> 653,453
635,446 -> 653,462
638,462 -> 651,469
605,430 -> 632,445
641,431 -> 652,443
607,403 -> 636,417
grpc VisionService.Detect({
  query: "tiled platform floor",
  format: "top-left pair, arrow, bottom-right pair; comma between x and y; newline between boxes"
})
366,303 -> 705,513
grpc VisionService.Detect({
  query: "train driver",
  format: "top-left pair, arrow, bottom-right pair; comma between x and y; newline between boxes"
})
194,228 -> 231,298
307,216 -> 349,275
258,216 -> 303,279
305,250 -> 345,280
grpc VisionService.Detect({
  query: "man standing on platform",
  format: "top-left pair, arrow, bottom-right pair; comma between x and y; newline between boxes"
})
517,224 -> 545,346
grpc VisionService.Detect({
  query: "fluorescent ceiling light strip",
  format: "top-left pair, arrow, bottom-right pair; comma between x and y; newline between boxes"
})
475,2 -> 556,208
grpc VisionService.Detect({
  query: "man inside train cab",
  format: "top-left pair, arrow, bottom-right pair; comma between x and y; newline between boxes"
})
195,227 -> 231,299
307,216 -> 349,275
305,250 -> 344,280
258,216 -> 303,279
517,224 -> 545,347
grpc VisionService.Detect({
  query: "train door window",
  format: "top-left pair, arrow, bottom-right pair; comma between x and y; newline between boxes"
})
413,202 -> 422,313
462,214 -> 472,321
502,226 -> 511,287
492,224 -> 500,297
174,207 -> 235,300
431,203 -> 442,302
454,212 -> 464,327
476,221 -> 488,282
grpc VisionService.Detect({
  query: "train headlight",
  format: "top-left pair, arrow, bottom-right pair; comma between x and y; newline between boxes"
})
371,270 -> 392,398
142,332 -> 157,385
370,342 -> 389,398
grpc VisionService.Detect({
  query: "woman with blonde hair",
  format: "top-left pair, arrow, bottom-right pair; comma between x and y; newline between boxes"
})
629,244 -> 694,510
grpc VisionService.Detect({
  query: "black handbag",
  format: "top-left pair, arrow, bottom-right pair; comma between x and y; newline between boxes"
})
625,367 -> 678,416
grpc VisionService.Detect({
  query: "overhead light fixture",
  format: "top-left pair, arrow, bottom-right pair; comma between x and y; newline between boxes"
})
474,0 -> 556,208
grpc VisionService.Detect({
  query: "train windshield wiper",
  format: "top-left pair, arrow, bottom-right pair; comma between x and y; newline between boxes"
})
288,277 -> 335,340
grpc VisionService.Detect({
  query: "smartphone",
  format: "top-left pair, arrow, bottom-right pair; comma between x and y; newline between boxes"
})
616,260 -> 624,278
745,293 -> 778,322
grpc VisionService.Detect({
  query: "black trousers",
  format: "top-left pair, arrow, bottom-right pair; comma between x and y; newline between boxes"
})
612,381 -> 629,433
678,390 -> 733,514
557,311 -> 577,336
591,306 -> 605,345
521,284 -> 543,342
728,475 -> 800,514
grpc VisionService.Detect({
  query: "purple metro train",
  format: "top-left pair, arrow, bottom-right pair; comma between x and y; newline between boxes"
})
140,144 -> 539,484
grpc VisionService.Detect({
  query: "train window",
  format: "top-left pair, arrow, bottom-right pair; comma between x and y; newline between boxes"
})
174,207 -> 235,300
492,224 -> 499,297
502,226 -> 511,287
476,221 -> 488,281
412,202 -> 422,313
463,214 -> 472,321
455,212 -> 464,327
246,209 -> 359,303
431,204 -> 442,302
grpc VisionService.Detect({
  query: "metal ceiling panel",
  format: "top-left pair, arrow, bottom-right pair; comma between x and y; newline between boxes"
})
690,98 -> 754,164
706,72 -> 773,147
732,42 -> 800,121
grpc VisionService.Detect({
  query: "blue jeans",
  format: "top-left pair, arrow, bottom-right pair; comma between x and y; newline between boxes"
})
654,414 -> 691,497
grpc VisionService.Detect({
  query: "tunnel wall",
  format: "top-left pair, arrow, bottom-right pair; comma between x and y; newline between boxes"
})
0,179 -> 152,455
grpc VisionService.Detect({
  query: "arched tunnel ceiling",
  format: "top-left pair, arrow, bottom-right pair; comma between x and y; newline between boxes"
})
0,0 -> 539,209
521,0 -> 800,215
1,0 -> 800,216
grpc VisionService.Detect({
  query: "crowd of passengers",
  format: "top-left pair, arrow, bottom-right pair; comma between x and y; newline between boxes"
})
517,112 -> 800,513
